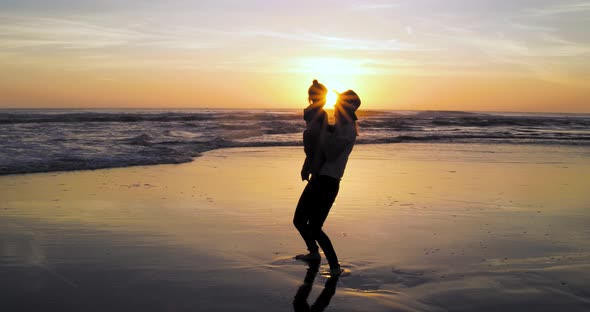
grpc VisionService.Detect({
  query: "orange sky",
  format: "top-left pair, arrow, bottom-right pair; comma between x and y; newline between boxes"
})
1,1 -> 589,112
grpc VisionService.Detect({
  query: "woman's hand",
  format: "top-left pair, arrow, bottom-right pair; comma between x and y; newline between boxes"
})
301,169 -> 310,181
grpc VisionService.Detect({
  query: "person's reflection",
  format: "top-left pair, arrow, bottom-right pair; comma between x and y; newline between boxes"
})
293,260 -> 339,312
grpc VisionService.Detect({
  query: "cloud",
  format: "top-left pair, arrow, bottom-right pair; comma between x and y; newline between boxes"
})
525,1 -> 590,17
312,35 -> 424,52
0,14 -> 224,51
1,1 -> 588,85
351,3 -> 399,10
0,17 -> 137,49
0,13 -> 427,58
237,28 -> 429,53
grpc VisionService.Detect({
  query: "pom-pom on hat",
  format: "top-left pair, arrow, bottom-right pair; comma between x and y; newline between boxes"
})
308,79 -> 328,102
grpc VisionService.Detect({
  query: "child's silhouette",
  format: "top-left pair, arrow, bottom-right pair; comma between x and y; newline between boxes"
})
301,79 -> 328,182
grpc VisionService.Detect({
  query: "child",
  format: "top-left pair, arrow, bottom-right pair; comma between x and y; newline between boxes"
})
301,80 -> 328,181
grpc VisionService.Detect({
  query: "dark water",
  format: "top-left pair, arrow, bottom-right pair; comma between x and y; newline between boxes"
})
1,109 -> 589,175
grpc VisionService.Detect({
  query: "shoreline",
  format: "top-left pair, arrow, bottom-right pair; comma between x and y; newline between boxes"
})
2,141 -> 589,177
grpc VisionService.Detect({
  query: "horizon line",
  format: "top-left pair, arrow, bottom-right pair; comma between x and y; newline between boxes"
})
0,107 -> 589,115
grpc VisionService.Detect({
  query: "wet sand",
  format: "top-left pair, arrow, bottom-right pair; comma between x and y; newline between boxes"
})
1,143 -> 589,311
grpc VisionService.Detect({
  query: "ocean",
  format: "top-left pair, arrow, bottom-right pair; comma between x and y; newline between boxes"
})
1,109 -> 589,175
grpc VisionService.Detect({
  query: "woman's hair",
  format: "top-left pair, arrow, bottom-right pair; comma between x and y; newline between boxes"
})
336,90 -> 361,136
308,79 -> 328,104
338,90 -> 361,112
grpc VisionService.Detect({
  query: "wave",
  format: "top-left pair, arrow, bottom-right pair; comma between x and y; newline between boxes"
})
357,134 -> 590,144
430,116 -> 590,128
0,110 -> 303,124
2,134 -> 587,176
1,109 -> 589,175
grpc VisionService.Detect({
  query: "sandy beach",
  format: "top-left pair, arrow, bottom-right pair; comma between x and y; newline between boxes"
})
1,143 -> 589,311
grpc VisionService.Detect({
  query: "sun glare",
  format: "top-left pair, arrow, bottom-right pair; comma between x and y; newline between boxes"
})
323,80 -> 348,109
325,89 -> 338,109
296,58 -> 363,109
317,77 -> 354,109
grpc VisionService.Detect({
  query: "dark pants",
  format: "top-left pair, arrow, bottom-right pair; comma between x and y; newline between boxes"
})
293,175 -> 340,269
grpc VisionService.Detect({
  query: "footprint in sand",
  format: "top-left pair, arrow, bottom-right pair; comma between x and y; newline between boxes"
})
270,256 -> 353,278
319,268 -> 351,278
269,255 -> 299,266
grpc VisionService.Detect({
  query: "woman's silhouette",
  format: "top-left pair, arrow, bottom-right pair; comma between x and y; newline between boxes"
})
294,87 -> 361,277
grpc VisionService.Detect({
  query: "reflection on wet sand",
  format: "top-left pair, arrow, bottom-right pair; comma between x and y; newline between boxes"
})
293,260 -> 339,312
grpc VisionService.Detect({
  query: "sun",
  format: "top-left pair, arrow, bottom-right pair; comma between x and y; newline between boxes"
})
319,80 -> 348,109
298,57 -> 363,109
325,89 -> 338,109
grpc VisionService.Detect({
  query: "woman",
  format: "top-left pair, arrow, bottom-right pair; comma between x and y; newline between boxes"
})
293,89 -> 361,277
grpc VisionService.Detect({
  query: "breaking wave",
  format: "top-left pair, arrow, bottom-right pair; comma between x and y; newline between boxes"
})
1,109 -> 589,175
